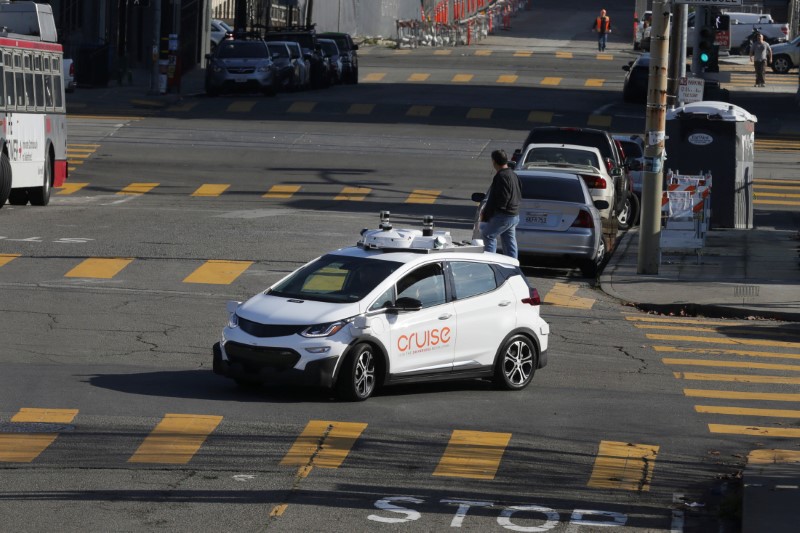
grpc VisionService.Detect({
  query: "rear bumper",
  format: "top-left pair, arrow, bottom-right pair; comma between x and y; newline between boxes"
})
517,229 -> 597,260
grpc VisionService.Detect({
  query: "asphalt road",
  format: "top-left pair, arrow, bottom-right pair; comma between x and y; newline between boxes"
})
2,2 -> 800,531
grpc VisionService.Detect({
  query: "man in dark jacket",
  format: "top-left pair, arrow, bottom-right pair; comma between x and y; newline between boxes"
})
480,149 -> 521,258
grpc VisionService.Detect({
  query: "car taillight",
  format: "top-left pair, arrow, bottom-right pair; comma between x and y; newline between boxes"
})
782,26 -> 788,35
522,287 -> 541,306
571,210 -> 594,228
69,63 -> 74,76
581,174 -> 607,189
605,159 -> 614,172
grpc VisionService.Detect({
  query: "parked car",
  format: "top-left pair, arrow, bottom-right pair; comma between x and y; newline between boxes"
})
770,35 -> 800,74
318,31 -> 359,84
613,135 -> 645,198
511,126 -> 633,229
635,10 -> 652,51
214,213 -> 550,400
472,170 -> 608,277
264,28 -> 329,88
210,19 -> 233,48
318,38 -> 343,84
622,53 -> 648,103
723,12 -> 789,55
266,41 -> 301,91
284,41 -> 311,90
517,143 -> 616,222
63,57 -> 76,92
204,39 -> 279,97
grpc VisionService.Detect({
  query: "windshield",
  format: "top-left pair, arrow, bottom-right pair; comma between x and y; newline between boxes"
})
523,147 -> 600,168
269,254 -> 403,303
217,41 -> 268,59
320,41 -> 338,55
267,44 -> 289,58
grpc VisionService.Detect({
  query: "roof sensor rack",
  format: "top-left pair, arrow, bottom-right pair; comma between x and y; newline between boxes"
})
358,212 -> 484,254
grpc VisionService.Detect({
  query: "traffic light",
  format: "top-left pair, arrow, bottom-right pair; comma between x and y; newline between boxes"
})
698,23 -> 719,72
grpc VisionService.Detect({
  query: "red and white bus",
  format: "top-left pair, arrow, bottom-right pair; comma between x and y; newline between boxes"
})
0,1 -> 68,208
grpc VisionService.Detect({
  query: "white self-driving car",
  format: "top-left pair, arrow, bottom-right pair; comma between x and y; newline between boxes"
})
213,213 -> 550,401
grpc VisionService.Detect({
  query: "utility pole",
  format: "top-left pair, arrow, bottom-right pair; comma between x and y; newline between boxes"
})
637,1 -> 671,275
691,6 -> 706,77
666,2 -> 687,107
306,0 -> 314,27
149,0 -> 162,95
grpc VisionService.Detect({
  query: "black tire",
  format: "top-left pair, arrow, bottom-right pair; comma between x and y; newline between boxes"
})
336,343 -> 377,401
616,193 -> 634,230
352,68 -> 359,85
9,189 -> 28,205
28,150 -> 52,206
0,151 -> 11,208
772,55 -> 792,74
580,237 -> 606,278
494,335 -> 536,390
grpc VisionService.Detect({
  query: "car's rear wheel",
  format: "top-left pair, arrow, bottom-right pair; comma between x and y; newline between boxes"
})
617,192 -> 636,230
580,237 -> 606,278
336,343 -> 377,401
8,189 -> 28,205
772,55 -> 792,74
494,335 -> 536,390
0,152 -> 12,208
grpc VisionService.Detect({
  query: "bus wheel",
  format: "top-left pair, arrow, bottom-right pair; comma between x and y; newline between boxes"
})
29,152 -> 52,206
0,152 -> 11,208
8,189 -> 28,205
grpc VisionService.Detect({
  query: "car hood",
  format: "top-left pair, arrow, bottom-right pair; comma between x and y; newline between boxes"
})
238,293 -> 360,325
220,58 -> 270,67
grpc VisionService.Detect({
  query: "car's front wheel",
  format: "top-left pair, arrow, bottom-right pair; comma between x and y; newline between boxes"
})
494,335 -> 536,390
336,343 -> 377,401
772,55 -> 792,74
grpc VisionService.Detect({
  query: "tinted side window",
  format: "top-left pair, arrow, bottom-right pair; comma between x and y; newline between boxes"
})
451,262 -> 498,300
519,176 -> 584,202
397,263 -> 446,309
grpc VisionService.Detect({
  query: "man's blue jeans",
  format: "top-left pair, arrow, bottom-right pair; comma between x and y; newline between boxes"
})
598,33 -> 608,51
480,214 -> 520,258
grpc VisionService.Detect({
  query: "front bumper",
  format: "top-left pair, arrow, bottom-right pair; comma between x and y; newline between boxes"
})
213,342 -> 338,388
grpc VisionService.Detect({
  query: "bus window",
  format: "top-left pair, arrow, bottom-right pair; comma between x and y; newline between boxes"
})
34,55 -> 41,71
44,57 -> 50,71
44,74 -> 53,108
23,53 -> 30,70
15,71 -> 23,107
25,72 -> 34,108
54,74 -> 62,109
5,70 -> 14,108
0,62 -> 4,111
35,73 -> 43,107
13,53 -> 20,68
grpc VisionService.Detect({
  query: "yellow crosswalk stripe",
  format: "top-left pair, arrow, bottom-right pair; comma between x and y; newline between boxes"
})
695,405 -> 800,418
433,430 -> 511,480
393,50 -> 411,55
408,73 -> 430,81
543,282 -> 594,309
117,183 -> 159,195
638,324 -> 800,340
709,424 -> 800,438
334,186 -> 370,201
627,315 -> 732,326
674,372 -> 800,385
288,101 -> 317,113
556,51 -> 573,59
513,51 -> 532,57
169,102 -> 198,112
754,191 -> 800,199
434,49 -> 452,56
129,414 -> 222,464
183,260 -> 253,285
347,103 -> 375,115
496,75 -> 518,83
596,53 -> 613,60
56,182 -> 89,195
748,449 -> 800,464
475,50 -> 493,56
587,441 -> 659,491
68,143 -> 101,148
467,107 -> 492,119
541,77 -> 561,85
65,258 -> 133,279
664,358 -> 800,371
263,184 -> 301,199
228,101 -> 256,113
405,189 -> 441,204
0,408 -> 79,462
754,199 -> 800,206
528,111 -> 553,123
685,388 -> 800,402
280,420 -> 367,468
585,79 -> 604,87
0,253 -> 20,267
646,333 -> 800,349
364,73 -> 386,81
654,345 -> 800,361
452,74 -> 474,82
407,105 -> 434,117
588,115 -> 612,127
191,184 -> 229,197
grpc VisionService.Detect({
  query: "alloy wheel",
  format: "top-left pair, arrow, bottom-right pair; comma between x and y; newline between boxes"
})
503,340 -> 533,386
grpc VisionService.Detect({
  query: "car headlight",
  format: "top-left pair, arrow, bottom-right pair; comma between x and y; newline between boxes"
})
228,312 -> 239,328
301,320 -> 347,338
258,65 -> 271,73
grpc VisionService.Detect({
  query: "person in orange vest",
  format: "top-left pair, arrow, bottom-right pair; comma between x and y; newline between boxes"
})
592,9 -> 612,52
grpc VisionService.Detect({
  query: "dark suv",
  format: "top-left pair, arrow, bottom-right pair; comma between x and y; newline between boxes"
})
318,32 -> 359,84
512,127 -> 635,229
264,28 -> 329,88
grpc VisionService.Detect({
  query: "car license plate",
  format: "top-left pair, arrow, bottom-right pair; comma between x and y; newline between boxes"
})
235,76 -> 248,83
525,213 -> 548,225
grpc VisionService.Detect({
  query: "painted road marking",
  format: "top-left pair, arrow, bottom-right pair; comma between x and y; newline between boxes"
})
748,450 -> 800,464
556,51 -> 573,59
405,189 -> 441,204
541,77 -> 561,85
56,182 -> 89,195
280,420 -> 367,468
393,50 -> 411,55
475,50 -> 492,56
183,260 -> 253,285
596,53 -> 613,60
347,103 -> 375,115
685,389 -> 800,402
168,102 -> 198,112
0,253 -> 20,267
513,51 -> 532,57
65,258 -> 133,279
433,430 -> 511,480
646,333 -> 800,349
408,73 -> 430,82
407,105 -> 434,117
673,372 -> 800,385
663,358 -> 800,372
754,199 -> 800,206
117,183 -> 159,195
588,115 -> 612,127
128,414 -> 222,464
528,111 -> 553,123
434,49 -> 452,56
638,324 -> 800,340
695,405 -> 800,418
191,184 -> 230,197
585,79 -> 605,87
228,101 -> 256,113
364,73 -> 386,82
452,74 -> 474,83
496,75 -> 518,84
467,108 -> 493,119
263,184 -> 301,199
288,101 -> 317,113
543,283 -> 594,309
709,424 -> 800,438
334,187 -> 371,201
587,441 -> 659,491
0,408 -> 78,462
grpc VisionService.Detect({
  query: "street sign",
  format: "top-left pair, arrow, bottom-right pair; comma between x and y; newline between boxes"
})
674,0 -> 742,5
678,77 -> 705,104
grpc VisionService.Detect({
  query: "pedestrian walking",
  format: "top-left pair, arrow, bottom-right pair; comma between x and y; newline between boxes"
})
592,9 -> 612,52
480,150 -> 521,259
749,33 -> 772,87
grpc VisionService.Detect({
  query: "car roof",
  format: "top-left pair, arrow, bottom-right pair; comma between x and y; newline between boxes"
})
328,245 -> 517,266
524,143 -> 602,154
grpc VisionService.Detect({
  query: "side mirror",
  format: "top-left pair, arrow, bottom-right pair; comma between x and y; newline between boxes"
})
627,159 -> 643,171
622,64 -> 631,71
507,160 -> 517,170
352,44 -> 359,50
390,297 -> 422,313
594,200 -> 610,210
471,192 -> 486,203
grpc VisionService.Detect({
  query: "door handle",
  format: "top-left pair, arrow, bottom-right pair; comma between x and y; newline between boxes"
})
498,300 -> 512,307
438,313 -> 452,320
